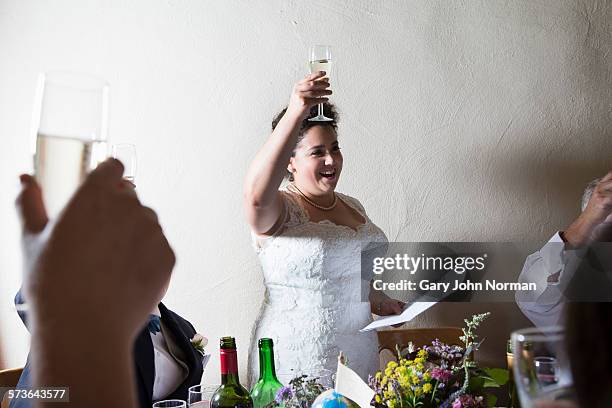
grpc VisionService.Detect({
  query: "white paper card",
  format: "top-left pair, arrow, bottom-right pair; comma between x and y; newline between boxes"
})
334,360 -> 375,408
360,301 -> 436,332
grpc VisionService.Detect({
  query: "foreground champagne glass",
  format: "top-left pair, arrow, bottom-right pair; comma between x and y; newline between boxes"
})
33,71 -> 110,218
511,326 -> 577,407
308,45 -> 333,122
111,143 -> 137,183
188,385 -> 219,408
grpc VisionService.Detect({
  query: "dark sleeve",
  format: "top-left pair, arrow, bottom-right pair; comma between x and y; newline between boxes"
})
14,287 -> 29,330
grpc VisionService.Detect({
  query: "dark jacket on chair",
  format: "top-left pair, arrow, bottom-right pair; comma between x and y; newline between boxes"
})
11,290 -> 204,408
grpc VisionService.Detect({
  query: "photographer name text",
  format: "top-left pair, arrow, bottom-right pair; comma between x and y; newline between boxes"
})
372,279 -> 536,292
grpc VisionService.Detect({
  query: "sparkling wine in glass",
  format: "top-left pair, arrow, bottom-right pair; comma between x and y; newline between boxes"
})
111,143 -> 137,183
511,326 -> 577,408
308,45 -> 333,122
33,71 -> 110,218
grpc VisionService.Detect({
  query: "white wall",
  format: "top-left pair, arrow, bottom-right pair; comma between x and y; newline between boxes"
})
0,0 -> 610,382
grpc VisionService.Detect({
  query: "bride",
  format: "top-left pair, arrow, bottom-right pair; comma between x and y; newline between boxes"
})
243,71 -> 404,384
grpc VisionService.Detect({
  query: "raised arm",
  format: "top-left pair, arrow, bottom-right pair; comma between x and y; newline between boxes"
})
243,72 -> 331,235
17,161 -> 174,408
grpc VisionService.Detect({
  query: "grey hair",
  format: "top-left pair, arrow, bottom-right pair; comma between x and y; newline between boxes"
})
581,178 -> 601,211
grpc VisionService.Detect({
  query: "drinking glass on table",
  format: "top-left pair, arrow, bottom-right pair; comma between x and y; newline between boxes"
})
111,143 -> 137,183
153,400 -> 187,408
188,384 -> 219,408
534,356 -> 559,386
511,326 -> 577,408
308,45 -> 333,122
32,71 -> 110,218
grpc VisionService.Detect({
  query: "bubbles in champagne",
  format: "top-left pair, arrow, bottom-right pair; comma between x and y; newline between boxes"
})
310,59 -> 331,77
34,133 -> 106,217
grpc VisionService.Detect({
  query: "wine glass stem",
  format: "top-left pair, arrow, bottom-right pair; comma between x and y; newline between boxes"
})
318,103 -> 323,117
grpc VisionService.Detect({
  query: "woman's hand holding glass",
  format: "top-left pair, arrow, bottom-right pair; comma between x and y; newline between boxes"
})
286,71 -> 332,120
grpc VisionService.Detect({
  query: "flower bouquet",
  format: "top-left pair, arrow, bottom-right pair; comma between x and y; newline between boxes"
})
369,313 -> 509,408
265,374 -> 328,408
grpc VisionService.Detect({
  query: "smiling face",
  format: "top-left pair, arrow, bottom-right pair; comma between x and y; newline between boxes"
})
288,125 -> 343,196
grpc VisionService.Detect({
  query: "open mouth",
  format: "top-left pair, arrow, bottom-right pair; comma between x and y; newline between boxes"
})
319,170 -> 337,179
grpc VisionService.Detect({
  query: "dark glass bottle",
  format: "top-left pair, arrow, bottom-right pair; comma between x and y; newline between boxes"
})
211,337 -> 253,408
250,338 -> 283,408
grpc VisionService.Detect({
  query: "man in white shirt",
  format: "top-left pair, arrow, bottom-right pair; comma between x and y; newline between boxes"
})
516,172 -> 612,327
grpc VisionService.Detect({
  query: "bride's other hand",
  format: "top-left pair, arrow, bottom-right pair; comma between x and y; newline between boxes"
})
378,298 -> 405,316
286,71 -> 332,120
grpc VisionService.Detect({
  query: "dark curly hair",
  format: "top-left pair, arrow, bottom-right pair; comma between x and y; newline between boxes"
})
272,103 -> 338,181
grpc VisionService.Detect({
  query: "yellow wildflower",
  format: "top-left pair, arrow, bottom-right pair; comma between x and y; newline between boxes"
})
417,349 -> 428,358
423,372 -> 432,382
375,395 -> 382,404
411,375 -> 420,385
422,383 -> 433,393
387,361 -> 398,370
414,387 -> 423,397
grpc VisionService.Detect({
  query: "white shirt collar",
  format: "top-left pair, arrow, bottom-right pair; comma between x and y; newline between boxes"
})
151,305 -> 161,317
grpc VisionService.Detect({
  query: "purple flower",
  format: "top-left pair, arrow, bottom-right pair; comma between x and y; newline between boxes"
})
451,395 -> 486,408
430,368 -> 452,382
275,386 -> 293,403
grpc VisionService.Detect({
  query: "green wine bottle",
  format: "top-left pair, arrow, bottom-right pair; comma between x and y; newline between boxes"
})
250,338 -> 284,408
211,337 -> 253,408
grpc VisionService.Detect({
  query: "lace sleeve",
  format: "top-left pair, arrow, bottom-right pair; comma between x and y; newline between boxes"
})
337,193 -> 369,221
250,191 -> 306,252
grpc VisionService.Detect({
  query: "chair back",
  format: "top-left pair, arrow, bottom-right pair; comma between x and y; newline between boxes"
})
0,367 -> 24,408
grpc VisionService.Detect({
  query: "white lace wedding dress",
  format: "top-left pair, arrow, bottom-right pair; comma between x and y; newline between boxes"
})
248,189 -> 388,386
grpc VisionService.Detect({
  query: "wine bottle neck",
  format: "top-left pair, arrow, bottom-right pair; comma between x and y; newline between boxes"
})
220,348 -> 241,385
258,345 -> 278,381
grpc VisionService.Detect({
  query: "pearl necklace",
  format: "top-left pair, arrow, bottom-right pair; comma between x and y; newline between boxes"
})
288,183 -> 337,211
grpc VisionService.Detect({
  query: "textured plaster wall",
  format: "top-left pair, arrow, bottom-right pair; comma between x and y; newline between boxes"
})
0,0 -> 610,383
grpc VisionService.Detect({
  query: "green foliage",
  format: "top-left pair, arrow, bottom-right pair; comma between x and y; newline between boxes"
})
480,368 -> 509,388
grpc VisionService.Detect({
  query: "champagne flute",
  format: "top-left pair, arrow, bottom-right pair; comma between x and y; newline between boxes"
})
33,71 -> 110,218
16,72 -> 109,313
308,45 -> 333,122
153,400 -> 187,408
511,326 -> 577,407
188,384 -> 219,408
111,143 -> 137,183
